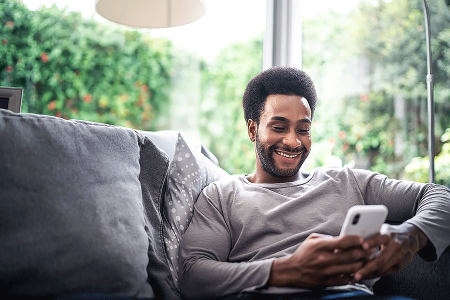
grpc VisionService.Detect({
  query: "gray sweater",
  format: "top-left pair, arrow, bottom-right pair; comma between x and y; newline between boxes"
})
179,166 -> 450,299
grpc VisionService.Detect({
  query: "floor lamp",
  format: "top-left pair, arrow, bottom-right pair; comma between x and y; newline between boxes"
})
422,0 -> 435,183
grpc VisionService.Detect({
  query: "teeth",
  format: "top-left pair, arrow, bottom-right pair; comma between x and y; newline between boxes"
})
276,151 -> 299,158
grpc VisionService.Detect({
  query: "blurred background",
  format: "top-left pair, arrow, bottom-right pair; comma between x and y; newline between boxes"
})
1,0 -> 449,186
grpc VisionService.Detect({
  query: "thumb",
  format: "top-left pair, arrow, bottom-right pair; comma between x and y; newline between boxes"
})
307,233 -> 334,240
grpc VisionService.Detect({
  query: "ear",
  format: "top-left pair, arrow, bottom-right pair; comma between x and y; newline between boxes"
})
247,119 -> 257,142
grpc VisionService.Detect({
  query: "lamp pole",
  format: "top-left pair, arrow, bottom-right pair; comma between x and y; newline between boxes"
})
422,0 -> 435,183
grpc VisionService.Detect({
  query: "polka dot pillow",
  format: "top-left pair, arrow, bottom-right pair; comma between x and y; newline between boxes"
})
163,133 -> 229,288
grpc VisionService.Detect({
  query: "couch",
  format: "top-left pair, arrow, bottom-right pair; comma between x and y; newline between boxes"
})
1,109 -> 449,300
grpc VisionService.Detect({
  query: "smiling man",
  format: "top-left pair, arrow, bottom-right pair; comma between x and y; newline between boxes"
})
178,67 -> 450,300
248,94 -> 312,183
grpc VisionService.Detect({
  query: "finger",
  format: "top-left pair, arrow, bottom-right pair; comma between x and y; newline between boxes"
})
327,269 -> 384,287
362,233 -> 390,250
333,260 -> 365,276
352,260 -> 378,282
308,233 -> 334,240
323,273 -> 355,287
352,250 -> 394,281
320,253 -> 367,277
333,247 -> 371,264
327,235 -> 365,251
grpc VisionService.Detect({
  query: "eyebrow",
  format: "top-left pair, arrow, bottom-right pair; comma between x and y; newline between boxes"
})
270,116 -> 312,124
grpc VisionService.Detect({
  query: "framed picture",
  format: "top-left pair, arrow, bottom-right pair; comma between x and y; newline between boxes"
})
0,87 -> 23,113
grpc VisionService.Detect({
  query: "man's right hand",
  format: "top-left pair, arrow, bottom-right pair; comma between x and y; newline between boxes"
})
268,233 -> 373,288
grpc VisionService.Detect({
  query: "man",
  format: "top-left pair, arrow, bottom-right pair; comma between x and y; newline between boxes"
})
178,67 -> 450,300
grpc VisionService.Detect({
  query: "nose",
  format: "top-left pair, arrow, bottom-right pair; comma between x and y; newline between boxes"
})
283,131 -> 301,149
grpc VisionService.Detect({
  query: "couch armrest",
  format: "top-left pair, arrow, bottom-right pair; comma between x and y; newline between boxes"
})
372,245 -> 450,300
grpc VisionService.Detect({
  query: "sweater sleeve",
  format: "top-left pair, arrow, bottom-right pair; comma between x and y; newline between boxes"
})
178,183 -> 273,300
406,183 -> 450,260
351,169 -> 450,260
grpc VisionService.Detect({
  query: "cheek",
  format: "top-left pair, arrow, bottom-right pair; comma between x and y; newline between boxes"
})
302,136 -> 312,148
257,130 -> 277,145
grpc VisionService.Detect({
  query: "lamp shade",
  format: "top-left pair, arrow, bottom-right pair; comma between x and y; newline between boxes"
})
95,0 -> 206,28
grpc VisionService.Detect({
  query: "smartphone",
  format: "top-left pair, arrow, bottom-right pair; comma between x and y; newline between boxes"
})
340,205 -> 388,239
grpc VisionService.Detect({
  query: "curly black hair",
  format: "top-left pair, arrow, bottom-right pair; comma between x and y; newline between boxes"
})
242,66 -> 317,124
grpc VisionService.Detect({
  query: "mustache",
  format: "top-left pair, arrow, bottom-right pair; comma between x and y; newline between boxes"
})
269,144 -> 307,154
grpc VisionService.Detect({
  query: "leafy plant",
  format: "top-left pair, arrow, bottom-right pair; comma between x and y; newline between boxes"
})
303,0 -> 450,181
198,36 -> 263,174
404,128 -> 450,186
1,0 -> 173,131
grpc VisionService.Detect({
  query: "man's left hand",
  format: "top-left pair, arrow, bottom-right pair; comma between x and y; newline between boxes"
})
352,223 -> 428,282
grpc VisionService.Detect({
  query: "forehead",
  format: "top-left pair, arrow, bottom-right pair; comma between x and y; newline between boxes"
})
261,94 -> 311,121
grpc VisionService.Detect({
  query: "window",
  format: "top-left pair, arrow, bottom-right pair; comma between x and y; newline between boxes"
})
3,0 -> 449,185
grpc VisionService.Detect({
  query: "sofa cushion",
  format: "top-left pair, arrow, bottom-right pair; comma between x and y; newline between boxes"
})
138,133 -> 180,300
0,110 -> 154,298
139,130 -> 220,165
162,133 -> 230,288
373,245 -> 450,300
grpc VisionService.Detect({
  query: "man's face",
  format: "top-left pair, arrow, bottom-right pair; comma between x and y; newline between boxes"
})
248,94 -> 312,183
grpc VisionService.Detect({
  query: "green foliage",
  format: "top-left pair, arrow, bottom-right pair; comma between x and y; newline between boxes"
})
198,36 -> 263,174
1,0 -> 173,130
349,0 -> 450,158
200,0 -> 450,176
405,128 -> 450,187
303,0 -> 450,181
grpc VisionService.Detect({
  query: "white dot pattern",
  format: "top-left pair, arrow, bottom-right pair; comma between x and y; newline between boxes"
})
162,134 -> 229,289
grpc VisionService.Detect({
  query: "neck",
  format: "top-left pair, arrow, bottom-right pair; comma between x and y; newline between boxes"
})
247,171 -> 303,184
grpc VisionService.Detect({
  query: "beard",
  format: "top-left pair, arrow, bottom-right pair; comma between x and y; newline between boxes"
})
255,134 -> 309,178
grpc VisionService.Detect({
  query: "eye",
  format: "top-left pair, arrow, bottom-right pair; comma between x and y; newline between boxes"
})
297,129 -> 310,135
273,126 -> 285,132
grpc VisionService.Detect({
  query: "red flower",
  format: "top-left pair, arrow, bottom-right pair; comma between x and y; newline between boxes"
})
48,101 -> 56,111
338,130 -> 347,140
83,94 -> 92,103
40,52 -> 49,63
2,39 -> 7,45
6,66 -> 12,72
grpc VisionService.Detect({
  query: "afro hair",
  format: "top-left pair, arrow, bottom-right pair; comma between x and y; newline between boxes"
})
242,67 -> 317,124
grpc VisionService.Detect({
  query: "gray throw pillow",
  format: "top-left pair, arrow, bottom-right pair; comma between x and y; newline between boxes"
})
162,133 -> 230,288
137,134 -> 180,300
0,110 -> 153,298
139,130 -> 220,165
